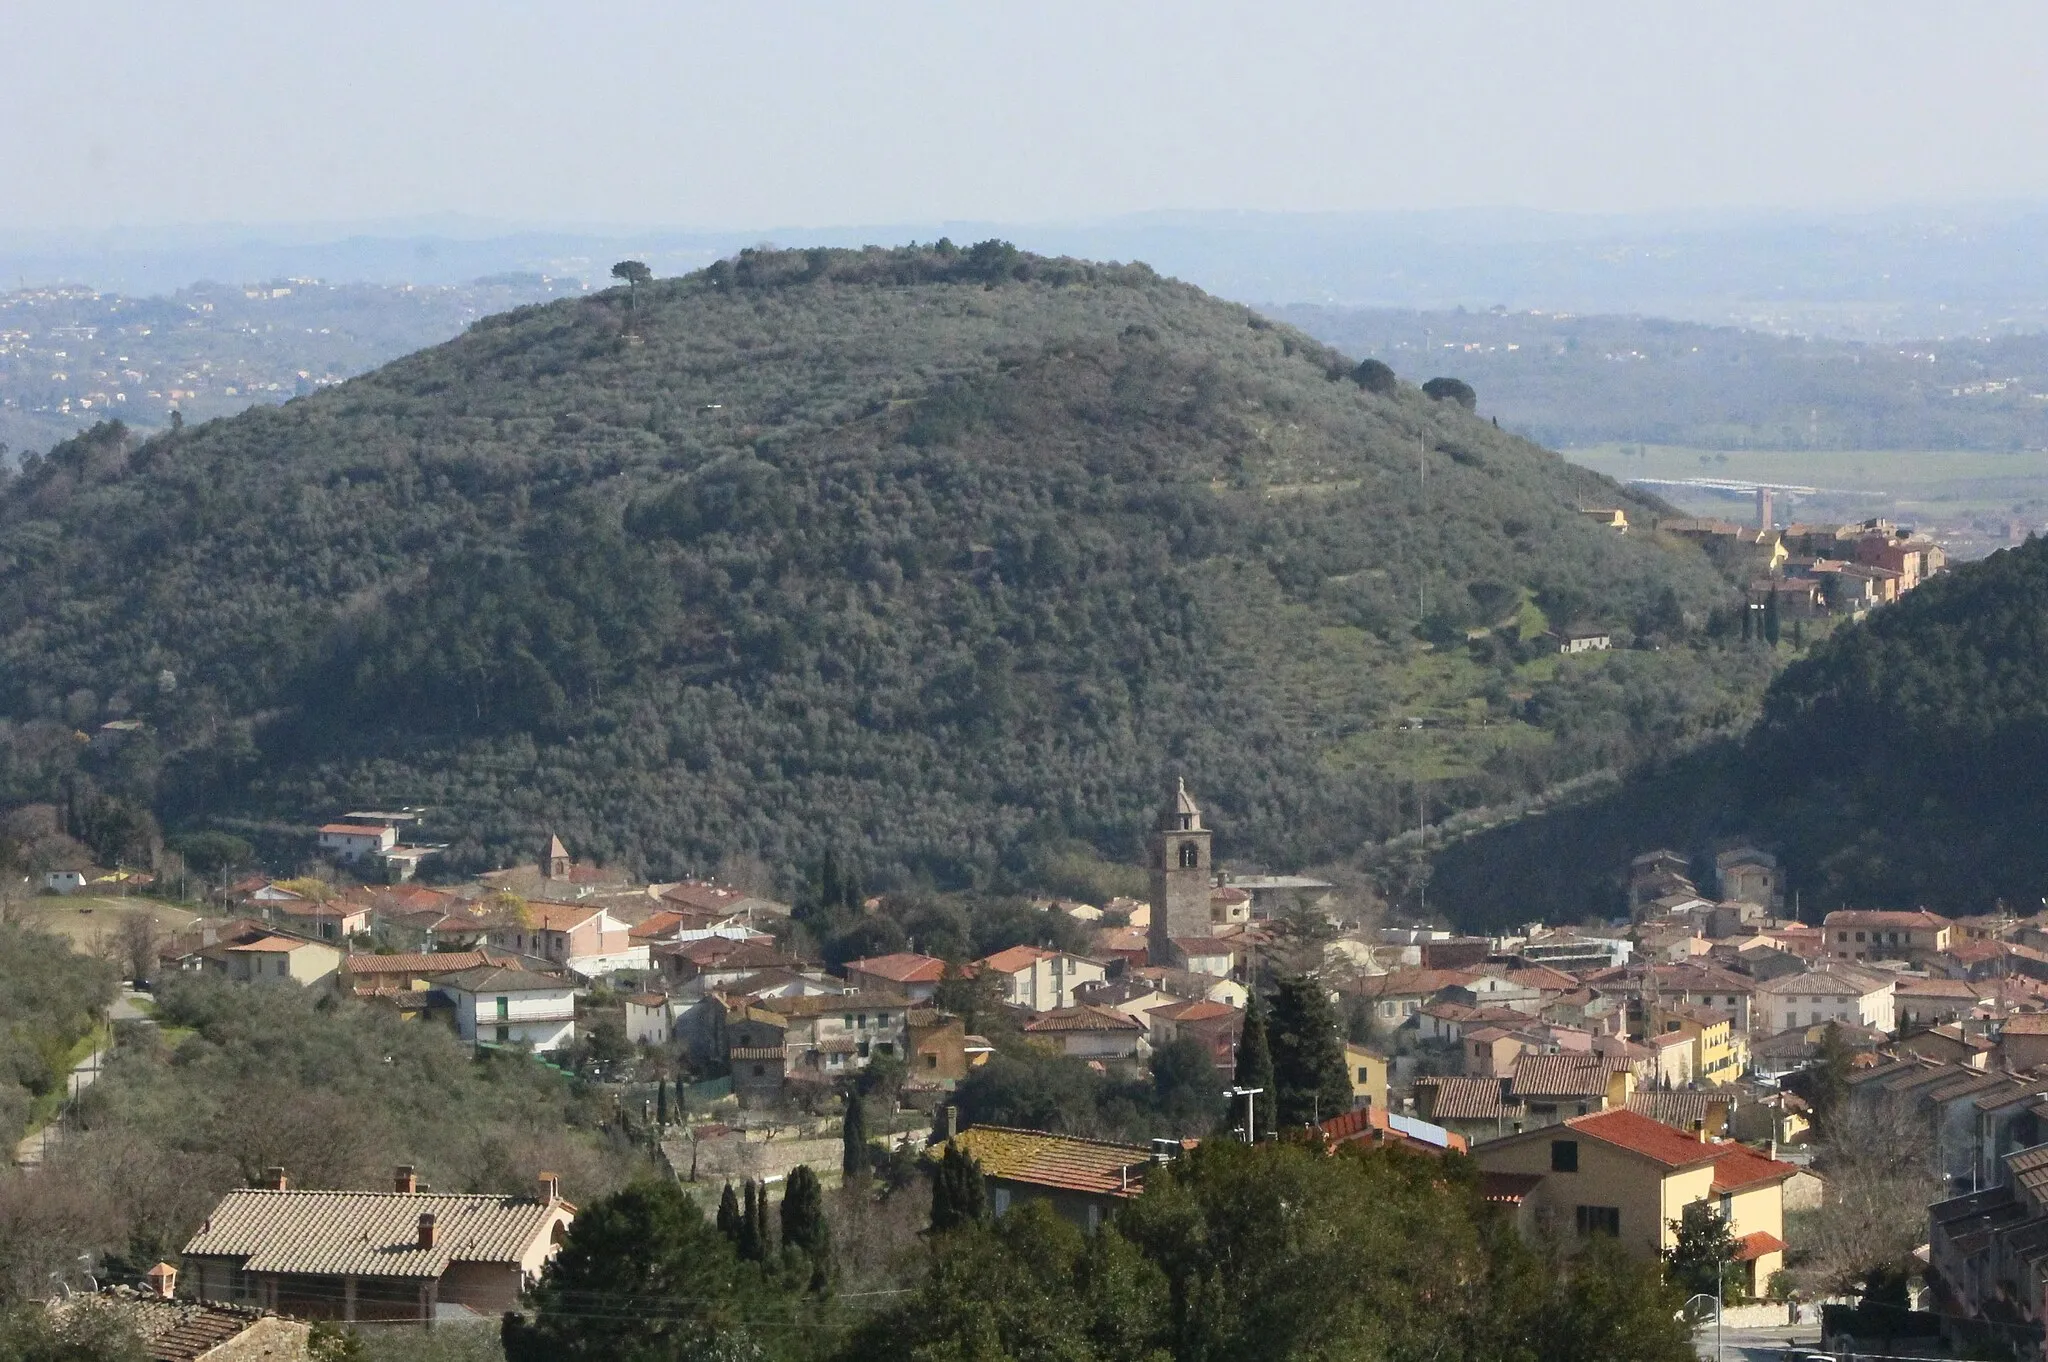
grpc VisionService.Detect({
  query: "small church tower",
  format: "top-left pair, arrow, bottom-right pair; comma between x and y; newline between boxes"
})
543,834 -> 571,881
1148,778 -> 1213,964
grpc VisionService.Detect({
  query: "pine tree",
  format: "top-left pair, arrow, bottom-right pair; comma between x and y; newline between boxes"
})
780,1165 -> 833,1291
929,1143 -> 986,1233
716,1182 -> 740,1243
841,1088 -> 870,1180
1268,973 -> 1353,1129
1234,993 -> 1277,1138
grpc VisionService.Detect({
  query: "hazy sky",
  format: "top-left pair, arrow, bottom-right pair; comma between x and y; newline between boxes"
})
7,0 -> 2048,231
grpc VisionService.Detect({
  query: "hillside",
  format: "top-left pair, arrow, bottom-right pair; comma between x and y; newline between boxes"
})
0,243 -> 1757,885
1428,534 -> 2048,927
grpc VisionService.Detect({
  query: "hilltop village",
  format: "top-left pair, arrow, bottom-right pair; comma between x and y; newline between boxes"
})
16,771 -> 2038,1356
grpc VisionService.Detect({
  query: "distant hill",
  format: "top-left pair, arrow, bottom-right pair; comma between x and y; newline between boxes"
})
1274,306 -> 2048,453
0,275 -> 580,458
1428,535 -> 2048,927
0,243 -> 1758,885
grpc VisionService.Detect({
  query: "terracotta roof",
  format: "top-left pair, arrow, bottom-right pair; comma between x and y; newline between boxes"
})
1549,1110 -> 1798,1189
1371,968 -> 1482,997
629,910 -> 690,941
1710,1144 -> 1801,1193
1149,999 -> 1241,1025
2006,1015 -> 2048,1035
1899,978 -> 1988,998
845,953 -> 948,984
1022,1004 -> 1146,1034
182,1187 -> 568,1277
76,1291 -> 278,1362
318,823 -> 389,837
342,951 -> 512,976
225,935 -> 319,954
943,1126 -> 1152,1198
978,945 -> 1054,974
518,901 -> 604,931
1734,1230 -> 1787,1261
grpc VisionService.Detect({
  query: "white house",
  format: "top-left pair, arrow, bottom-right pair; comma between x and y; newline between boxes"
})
974,946 -> 1109,1012
439,966 -> 578,1052
42,870 -> 85,894
317,823 -> 398,864
1754,963 -> 1896,1036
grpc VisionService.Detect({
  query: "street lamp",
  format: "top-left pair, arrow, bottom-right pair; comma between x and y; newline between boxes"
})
1225,1086 -> 1264,1143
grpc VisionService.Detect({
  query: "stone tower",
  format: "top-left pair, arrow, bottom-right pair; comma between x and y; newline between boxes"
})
543,834 -> 571,880
1148,778 -> 1213,963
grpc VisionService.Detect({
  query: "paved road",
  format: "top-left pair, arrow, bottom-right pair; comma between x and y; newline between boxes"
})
1695,1320 -> 1824,1362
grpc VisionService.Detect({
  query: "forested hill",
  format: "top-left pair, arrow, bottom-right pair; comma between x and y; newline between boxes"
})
0,243 -> 1753,886
1429,534 -> 2048,927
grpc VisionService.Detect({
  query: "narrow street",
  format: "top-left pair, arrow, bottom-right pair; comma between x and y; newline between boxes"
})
11,987 -> 152,1168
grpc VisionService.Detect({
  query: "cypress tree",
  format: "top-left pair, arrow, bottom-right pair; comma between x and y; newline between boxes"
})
716,1182 -> 741,1242
929,1144 -> 986,1233
780,1165 -> 832,1291
739,1179 -> 763,1261
1234,993 -> 1277,1138
656,1077 -> 668,1127
1764,587 -> 1781,646
841,1088 -> 870,1180
756,1179 -> 777,1258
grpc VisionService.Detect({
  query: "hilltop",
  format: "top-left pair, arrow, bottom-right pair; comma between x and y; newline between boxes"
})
1429,534 -> 2048,926
0,243 -> 1757,885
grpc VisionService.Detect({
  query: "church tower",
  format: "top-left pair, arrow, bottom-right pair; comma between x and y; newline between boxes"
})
543,834 -> 571,881
1148,777 -> 1213,964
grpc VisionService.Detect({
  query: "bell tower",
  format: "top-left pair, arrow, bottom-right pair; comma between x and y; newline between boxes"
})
1148,778 -> 1213,963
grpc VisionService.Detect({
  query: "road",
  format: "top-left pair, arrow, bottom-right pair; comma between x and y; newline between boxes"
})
11,988 -> 153,1168
1695,1319 -> 1822,1362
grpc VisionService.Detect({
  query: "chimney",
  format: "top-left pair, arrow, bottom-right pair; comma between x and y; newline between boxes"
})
395,1165 -> 417,1194
145,1262 -> 177,1300
1692,1120 -> 1707,1144
942,1105 -> 960,1141
417,1213 -> 437,1250
538,1171 -> 561,1204
262,1167 -> 287,1190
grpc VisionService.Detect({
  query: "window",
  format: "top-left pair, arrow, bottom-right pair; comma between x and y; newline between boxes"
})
857,1013 -> 868,1028
1358,1066 -> 1371,1083
1575,1205 -> 1620,1236
926,1053 -> 939,1069
876,1042 -> 894,1056
1837,932 -> 1848,942
752,1063 -> 765,1077
1179,843 -> 1199,869
1854,932 -> 1866,942
495,1025 -> 511,1043
1550,1140 -> 1579,1173
496,996 -> 510,1020
845,1015 -> 855,1028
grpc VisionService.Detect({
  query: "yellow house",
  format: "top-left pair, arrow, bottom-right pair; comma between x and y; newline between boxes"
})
1474,1109 -> 1794,1295
1650,1003 -> 1746,1087
1344,1042 -> 1389,1111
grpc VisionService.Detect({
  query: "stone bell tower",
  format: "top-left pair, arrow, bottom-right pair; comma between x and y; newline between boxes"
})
1148,777 -> 1213,964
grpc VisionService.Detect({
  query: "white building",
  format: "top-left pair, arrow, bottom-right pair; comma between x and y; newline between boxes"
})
317,823 -> 397,863
1754,963 -> 1896,1036
974,945 -> 1109,1012
439,966 -> 577,1052
42,870 -> 85,894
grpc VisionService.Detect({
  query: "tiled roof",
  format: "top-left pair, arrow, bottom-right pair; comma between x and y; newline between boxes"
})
225,935 -> 317,954
629,910 -> 690,941
1899,978 -> 1988,998
520,901 -> 604,930
1371,968 -> 1482,997
1628,1091 -> 1720,1132
1509,1054 -> 1617,1099
1823,909 -> 1952,930
1418,1076 -> 1513,1120
1149,999 -> 1240,1025
1709,1143 -> 1800,1193
730,1047 -> 785,1062
846,953 -> 949,984
433,965 -> 576,994
2005,1015 -> 2048,1035
76,1291 -> 277,1362
182,1187 -> 567,1278
1734,1230 -> 1787,1261
342,950 -> 511,975
978,945 -> 1053,974
944,1126 -> 1152,1198
1022,1005 -> 1145,1033
319,823 -> 389,837
1563,1110 -> 1726,1168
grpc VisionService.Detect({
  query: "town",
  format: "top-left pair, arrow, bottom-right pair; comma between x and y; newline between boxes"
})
7,775 -> 2043,1359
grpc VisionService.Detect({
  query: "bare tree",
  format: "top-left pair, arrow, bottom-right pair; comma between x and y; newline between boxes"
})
1789,1092 -> 1941,1294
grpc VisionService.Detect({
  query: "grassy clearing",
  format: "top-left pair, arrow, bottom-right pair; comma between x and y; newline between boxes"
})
10,896 -> 200,951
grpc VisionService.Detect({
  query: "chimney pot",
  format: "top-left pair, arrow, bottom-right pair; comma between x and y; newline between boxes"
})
538,1171 -> 561,1203
395,1165 -> 417,1194
417,1212 -> 437,1249
262,1166 -> 287,1190
145,1262 -> 177,1300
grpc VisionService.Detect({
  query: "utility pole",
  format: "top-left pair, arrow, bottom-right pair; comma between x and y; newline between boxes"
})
1226,1086 -> 1264,1143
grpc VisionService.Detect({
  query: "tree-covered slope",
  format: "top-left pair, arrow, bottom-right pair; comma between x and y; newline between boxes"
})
1429,534 -> 2048,927
0,243 -> 1748,883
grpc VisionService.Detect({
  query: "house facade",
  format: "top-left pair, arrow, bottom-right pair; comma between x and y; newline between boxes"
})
488,902 -> 647,977
1823,909 -> 1954,963
976,946 -> 1108,1012
439,966 -> 577,1052
1754,964 -> 1896,1035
